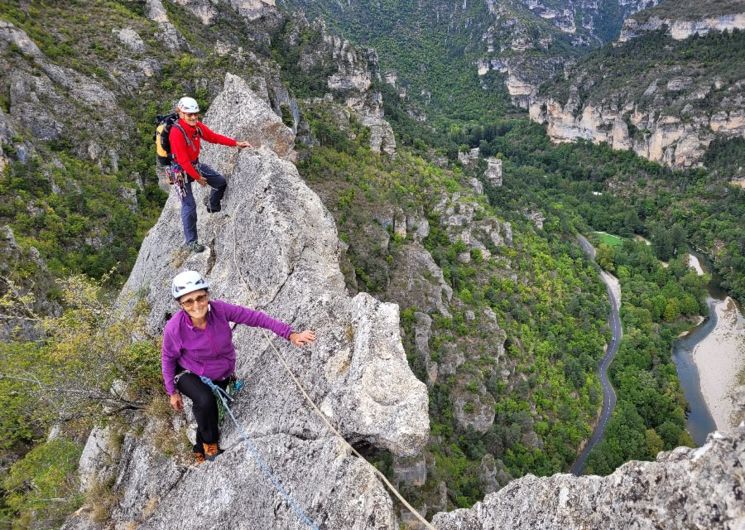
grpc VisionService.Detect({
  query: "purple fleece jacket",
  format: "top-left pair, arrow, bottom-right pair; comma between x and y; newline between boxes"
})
161,299 -> 292,395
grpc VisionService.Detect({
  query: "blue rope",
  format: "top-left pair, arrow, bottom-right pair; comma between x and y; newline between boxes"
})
199,376 -> 320,530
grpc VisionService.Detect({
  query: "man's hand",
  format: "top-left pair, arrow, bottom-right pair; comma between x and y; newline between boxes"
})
289,330 -> 316,347
169,392 -> 184,412
236,140 -> 252,149
195,177 -> 207,187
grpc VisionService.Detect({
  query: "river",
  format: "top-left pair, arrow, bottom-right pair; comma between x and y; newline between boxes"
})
671,296 -> 719,445
672,255 -> 745,445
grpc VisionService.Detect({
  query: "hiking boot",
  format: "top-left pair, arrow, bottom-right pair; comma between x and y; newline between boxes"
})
206,205 -> 221,214
187,241 -> 206,253
193,451 -> 206,465
203,442 -> 223,461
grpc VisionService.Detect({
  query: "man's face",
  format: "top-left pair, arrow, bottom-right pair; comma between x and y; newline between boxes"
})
178,108 -> 199,125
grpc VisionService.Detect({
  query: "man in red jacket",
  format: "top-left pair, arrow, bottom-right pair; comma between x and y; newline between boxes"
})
170,96 -> 251,253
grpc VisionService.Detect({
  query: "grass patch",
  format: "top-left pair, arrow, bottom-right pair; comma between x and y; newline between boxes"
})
594,231 -> 623,247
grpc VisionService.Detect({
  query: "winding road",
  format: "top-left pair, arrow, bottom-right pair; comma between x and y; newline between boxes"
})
570,235 -> 623,476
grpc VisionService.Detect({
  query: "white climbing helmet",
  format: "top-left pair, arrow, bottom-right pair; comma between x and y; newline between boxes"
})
176,96 -> 200,113
171,270 -> 209,300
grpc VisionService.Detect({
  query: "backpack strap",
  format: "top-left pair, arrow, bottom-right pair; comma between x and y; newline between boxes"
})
172,123 -> 194,150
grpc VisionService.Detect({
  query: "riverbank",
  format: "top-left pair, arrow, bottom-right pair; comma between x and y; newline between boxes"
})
692,297 -> 745,431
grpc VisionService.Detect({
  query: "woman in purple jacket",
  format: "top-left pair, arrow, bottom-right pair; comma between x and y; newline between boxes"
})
162,270 -> 316,463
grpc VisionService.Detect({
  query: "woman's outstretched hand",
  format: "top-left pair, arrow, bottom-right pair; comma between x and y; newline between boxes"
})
289,330 -> 316,347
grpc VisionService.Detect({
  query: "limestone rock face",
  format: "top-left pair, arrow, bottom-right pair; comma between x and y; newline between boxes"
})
484,157 -> 503,187
77,426 -> 116,493
472,0 -> 660,107
433,427 -> 745,529
229,0 -> 278,21
145,0 -> 185,50
0,20 -> 130,164
74,74 -> 428,529
296,19 -> 396,155
453,388 -> 496,433
529,92 -> 744,168
385,243 -> 453,318
620,12 -> 745,42
113,27 -> 145,53
201,73 -> 296,164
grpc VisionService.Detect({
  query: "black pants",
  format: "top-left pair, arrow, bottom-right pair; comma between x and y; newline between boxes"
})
176,372 -> 230,453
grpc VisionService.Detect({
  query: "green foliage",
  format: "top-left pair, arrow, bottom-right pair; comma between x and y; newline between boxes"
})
0,275 -> 162,459
280,0 -> 514,126
0,154 -> 147,280
543,28 -> 745,117
298,100 -> 610,509
1,439 -> 83,529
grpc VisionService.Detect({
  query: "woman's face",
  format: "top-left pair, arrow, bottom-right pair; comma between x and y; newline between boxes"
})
179,289 -> 209,320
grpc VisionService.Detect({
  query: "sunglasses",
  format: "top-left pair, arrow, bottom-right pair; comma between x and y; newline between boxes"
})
180,293 -> 208,308
184,112 -> 199,118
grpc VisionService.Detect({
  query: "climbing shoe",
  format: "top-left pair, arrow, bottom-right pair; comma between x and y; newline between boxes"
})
187,241 -> 206,253
206,205 -> 221,214
203,442 -> 223,461
193,451 -> 206,465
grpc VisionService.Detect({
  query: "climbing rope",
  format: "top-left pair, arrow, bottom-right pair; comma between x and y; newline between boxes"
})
200,376 -> 321,530
258,329 -> 436,530
228,180 -> 435,529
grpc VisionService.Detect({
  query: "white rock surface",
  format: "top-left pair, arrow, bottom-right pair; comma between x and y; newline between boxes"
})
434,427 -> 745,529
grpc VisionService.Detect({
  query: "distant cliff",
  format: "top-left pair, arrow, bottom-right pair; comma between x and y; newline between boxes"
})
529,0 -> 745,168
619,0 -> 745,42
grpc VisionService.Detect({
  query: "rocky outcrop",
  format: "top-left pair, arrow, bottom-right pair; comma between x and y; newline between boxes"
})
434,427 -> 745,529
453,385 -> 496,433
291,19 -> 397,155
0,20 -> 131,167
474,0 -> 660,107
527,0 -> 745,168
620,12 -> 745,42
484,157 -> 503,187
322,30 -> 396,156
145,0 -> 187,50
385,243 -> 453,318
68,74 -> 428,529
433,192 -> 512,258
529,85 -> 745,168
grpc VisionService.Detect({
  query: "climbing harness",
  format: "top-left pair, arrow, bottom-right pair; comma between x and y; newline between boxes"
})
216,377 -> 243,422
200,375 -> 321,530
166,165 -> 188,200
228,202 -> 436,530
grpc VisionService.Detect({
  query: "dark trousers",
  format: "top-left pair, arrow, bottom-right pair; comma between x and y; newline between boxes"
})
176,372 -> 229,453
179,162 -> 227,244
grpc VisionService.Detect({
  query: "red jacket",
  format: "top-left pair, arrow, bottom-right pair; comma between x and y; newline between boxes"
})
169,118 -> 237,180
